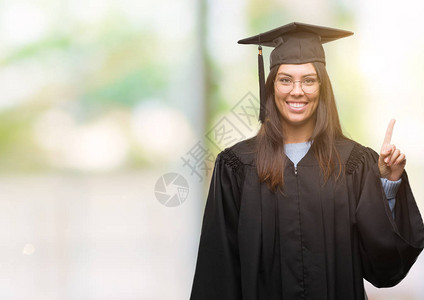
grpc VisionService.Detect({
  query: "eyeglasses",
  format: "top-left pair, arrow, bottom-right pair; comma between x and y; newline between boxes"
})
274,77 -> 321,94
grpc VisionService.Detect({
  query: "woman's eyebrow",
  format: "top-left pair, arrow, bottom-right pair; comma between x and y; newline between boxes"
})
276,72 -> 317,77
276,72 -> 293,77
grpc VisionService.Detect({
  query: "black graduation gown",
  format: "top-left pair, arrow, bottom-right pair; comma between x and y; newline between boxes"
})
190,137 -> 424,300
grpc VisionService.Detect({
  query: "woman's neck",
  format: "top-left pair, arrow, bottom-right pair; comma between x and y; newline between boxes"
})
283,121 -> 315,144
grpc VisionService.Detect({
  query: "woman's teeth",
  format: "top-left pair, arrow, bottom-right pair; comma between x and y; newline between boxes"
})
288,102 -> 306,108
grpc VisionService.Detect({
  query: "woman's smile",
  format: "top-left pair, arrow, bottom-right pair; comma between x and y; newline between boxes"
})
286,101 -> 308,111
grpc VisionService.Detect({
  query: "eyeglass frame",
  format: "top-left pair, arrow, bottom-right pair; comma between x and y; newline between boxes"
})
274,77 -> 321,94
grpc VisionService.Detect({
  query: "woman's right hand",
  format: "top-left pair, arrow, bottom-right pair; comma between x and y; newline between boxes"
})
378,119 -> 406,181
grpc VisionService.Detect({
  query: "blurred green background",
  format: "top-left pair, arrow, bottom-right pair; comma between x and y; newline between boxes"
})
0,0 -> 423,299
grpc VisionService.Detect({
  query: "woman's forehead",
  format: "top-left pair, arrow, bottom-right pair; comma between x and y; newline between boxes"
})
276,63 -> 317,76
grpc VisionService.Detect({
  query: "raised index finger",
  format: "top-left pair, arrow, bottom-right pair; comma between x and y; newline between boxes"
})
383,119 -> 396,146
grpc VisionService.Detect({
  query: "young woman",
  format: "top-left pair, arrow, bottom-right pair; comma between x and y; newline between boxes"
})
190,22 -> 424,300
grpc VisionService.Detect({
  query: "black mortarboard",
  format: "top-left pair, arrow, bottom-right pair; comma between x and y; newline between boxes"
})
238,22 -> 353,123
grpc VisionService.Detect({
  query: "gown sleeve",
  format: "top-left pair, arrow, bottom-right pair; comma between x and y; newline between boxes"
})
349,144 -> 424,287
190,149 -> 244,300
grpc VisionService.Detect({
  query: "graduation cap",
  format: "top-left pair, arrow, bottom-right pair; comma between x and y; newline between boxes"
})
238,22 -> 353,123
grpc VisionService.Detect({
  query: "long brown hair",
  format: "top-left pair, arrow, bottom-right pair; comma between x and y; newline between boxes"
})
256,62 -> 346,192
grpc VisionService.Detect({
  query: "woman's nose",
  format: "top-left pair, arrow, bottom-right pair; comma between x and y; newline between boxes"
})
290,81 -> 304,96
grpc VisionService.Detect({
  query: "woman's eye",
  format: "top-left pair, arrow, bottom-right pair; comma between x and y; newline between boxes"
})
304,78 -> 317,84
279,78 -> 292,84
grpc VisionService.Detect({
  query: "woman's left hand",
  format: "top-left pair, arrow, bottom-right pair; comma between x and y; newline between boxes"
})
378,119 -> 406,181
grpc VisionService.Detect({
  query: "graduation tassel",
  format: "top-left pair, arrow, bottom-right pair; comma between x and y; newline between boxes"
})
258,45 -> 266,123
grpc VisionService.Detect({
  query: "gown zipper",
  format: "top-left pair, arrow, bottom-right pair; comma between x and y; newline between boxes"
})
294,164 -> 305,298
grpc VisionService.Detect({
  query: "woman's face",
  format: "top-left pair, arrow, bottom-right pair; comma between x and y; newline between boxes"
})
274,63 -> 320,130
